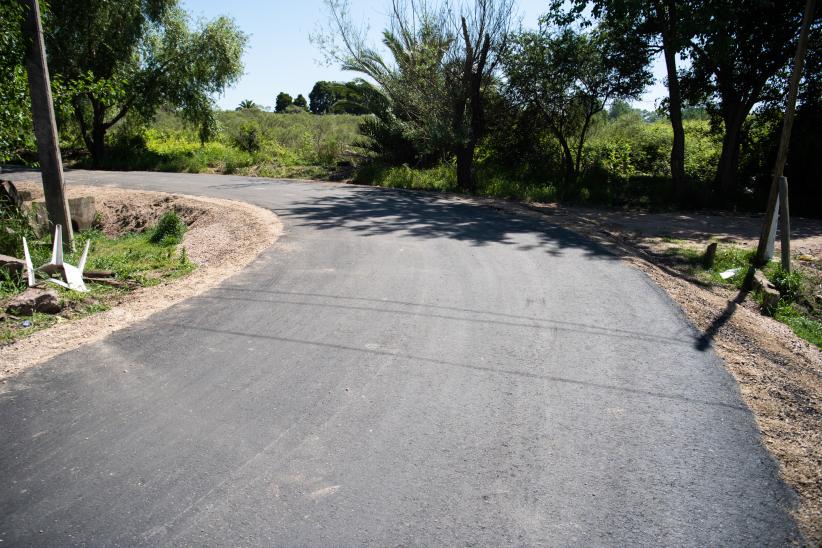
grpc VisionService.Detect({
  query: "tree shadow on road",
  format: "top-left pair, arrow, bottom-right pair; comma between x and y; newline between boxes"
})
283,186 -> 617,259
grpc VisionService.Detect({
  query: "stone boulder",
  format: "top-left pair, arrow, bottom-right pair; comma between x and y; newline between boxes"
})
0,254 -> 26,276
5,288 -> 62,316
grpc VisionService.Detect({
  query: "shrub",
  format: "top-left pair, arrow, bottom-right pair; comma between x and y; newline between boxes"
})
231,121 -> 262,154
0,200 -> 34,258
769,266 -> 804,303
149,211 -> 186,245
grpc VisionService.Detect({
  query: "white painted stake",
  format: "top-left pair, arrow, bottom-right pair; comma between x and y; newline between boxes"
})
22,237 -> 35,287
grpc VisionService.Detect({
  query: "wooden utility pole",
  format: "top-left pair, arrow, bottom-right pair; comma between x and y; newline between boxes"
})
20,0 -> 73,246
754,0 -> 816,266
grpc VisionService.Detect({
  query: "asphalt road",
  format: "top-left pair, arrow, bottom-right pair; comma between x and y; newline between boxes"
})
0,170 -> 800,546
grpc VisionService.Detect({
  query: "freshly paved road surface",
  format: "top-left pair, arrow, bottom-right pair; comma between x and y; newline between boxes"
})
1,170 -> 799,546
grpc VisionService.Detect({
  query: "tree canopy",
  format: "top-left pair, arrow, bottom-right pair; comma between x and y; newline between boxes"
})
42,0 -> 247,163
275,92 -> 293,112
504,22 -> 651,181
320,0 -> 515,191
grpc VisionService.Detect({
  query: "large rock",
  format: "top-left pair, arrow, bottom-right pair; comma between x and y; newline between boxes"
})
5,288 -> 62,316
0,254 -> 25,276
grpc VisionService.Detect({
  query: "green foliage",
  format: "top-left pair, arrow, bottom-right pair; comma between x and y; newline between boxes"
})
230,121 -> 262,154
664,244 -> 754,287
356,163 -> 458,192
74,109 -> 364,177
148,211 -> 187,245
86,231 -> 194,284
768,266 -> 804,303
293,94 -> 308,110
504,22 -> 652,182
773,303 -> 822,349
0,2 -> 33,164
40,0 -> 247,164
0,201 -> 35,258
236,100 -> 259,111
275,92 -> 293,113
309,80 -> 372,114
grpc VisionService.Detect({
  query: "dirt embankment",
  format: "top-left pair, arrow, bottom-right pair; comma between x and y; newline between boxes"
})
0,183 -> 281,379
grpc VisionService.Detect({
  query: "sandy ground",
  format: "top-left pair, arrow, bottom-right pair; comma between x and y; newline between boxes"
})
0,183 -> 281,380
462,196 -> 822,543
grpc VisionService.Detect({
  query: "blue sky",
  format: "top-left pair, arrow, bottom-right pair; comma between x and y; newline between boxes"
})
182,0 -> 667,111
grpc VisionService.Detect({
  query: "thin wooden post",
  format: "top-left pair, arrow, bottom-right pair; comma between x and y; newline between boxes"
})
754,0 -> 815,265
20,0 -> 73,246
778,176 -> 791,272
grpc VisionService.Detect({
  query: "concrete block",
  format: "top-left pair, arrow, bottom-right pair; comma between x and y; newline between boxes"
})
68,196 -> 96,231
27,196 -> 96,234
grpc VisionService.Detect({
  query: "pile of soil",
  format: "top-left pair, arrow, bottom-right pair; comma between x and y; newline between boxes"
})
0,183 -> 281,379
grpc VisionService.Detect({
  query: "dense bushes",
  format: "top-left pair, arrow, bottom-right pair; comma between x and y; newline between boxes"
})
68,109 -> 363,178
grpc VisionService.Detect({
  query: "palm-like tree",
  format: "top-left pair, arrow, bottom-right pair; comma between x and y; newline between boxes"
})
236,99 -> 257,111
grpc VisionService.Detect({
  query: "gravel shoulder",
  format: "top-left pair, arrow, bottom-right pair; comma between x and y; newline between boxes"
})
0,183 -> 281,380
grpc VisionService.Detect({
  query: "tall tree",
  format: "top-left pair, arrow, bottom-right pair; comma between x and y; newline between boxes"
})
275,92 -> 293,112
682,0 -> 813,197
44,0 -> 246,165
309,80 -> 372,114
320,0 -> 514,192
293,94 -> 308,109
309,81 -> 335,113
504,23 -> 651,182
556,0 -> 696,202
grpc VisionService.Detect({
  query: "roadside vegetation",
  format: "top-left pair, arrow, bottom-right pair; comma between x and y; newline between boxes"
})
1,207 -> 193,345
75,109 -> 363,180
663,243 -> 821,348
2,1 -> 819,217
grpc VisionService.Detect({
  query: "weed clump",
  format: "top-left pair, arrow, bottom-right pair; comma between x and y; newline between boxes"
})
149,211 -> 186,245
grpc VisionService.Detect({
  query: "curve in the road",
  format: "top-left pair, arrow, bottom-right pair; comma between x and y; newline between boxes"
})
0,170 -> 800,546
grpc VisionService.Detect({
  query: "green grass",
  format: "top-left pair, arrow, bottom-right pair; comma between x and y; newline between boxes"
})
354,162 -> 560,203
1,219 -> 195,345
664,243 -> 821,348
774,302 -> 822,348
665,244 -> 755,288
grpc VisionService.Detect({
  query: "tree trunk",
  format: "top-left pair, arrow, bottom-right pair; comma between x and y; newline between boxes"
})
660,2 -> 687,202
555,132 -> 576,182
455,144 -> 476,193
90,125 -> 106,168
716,105 -> 748,198
88,102 -> 108,167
